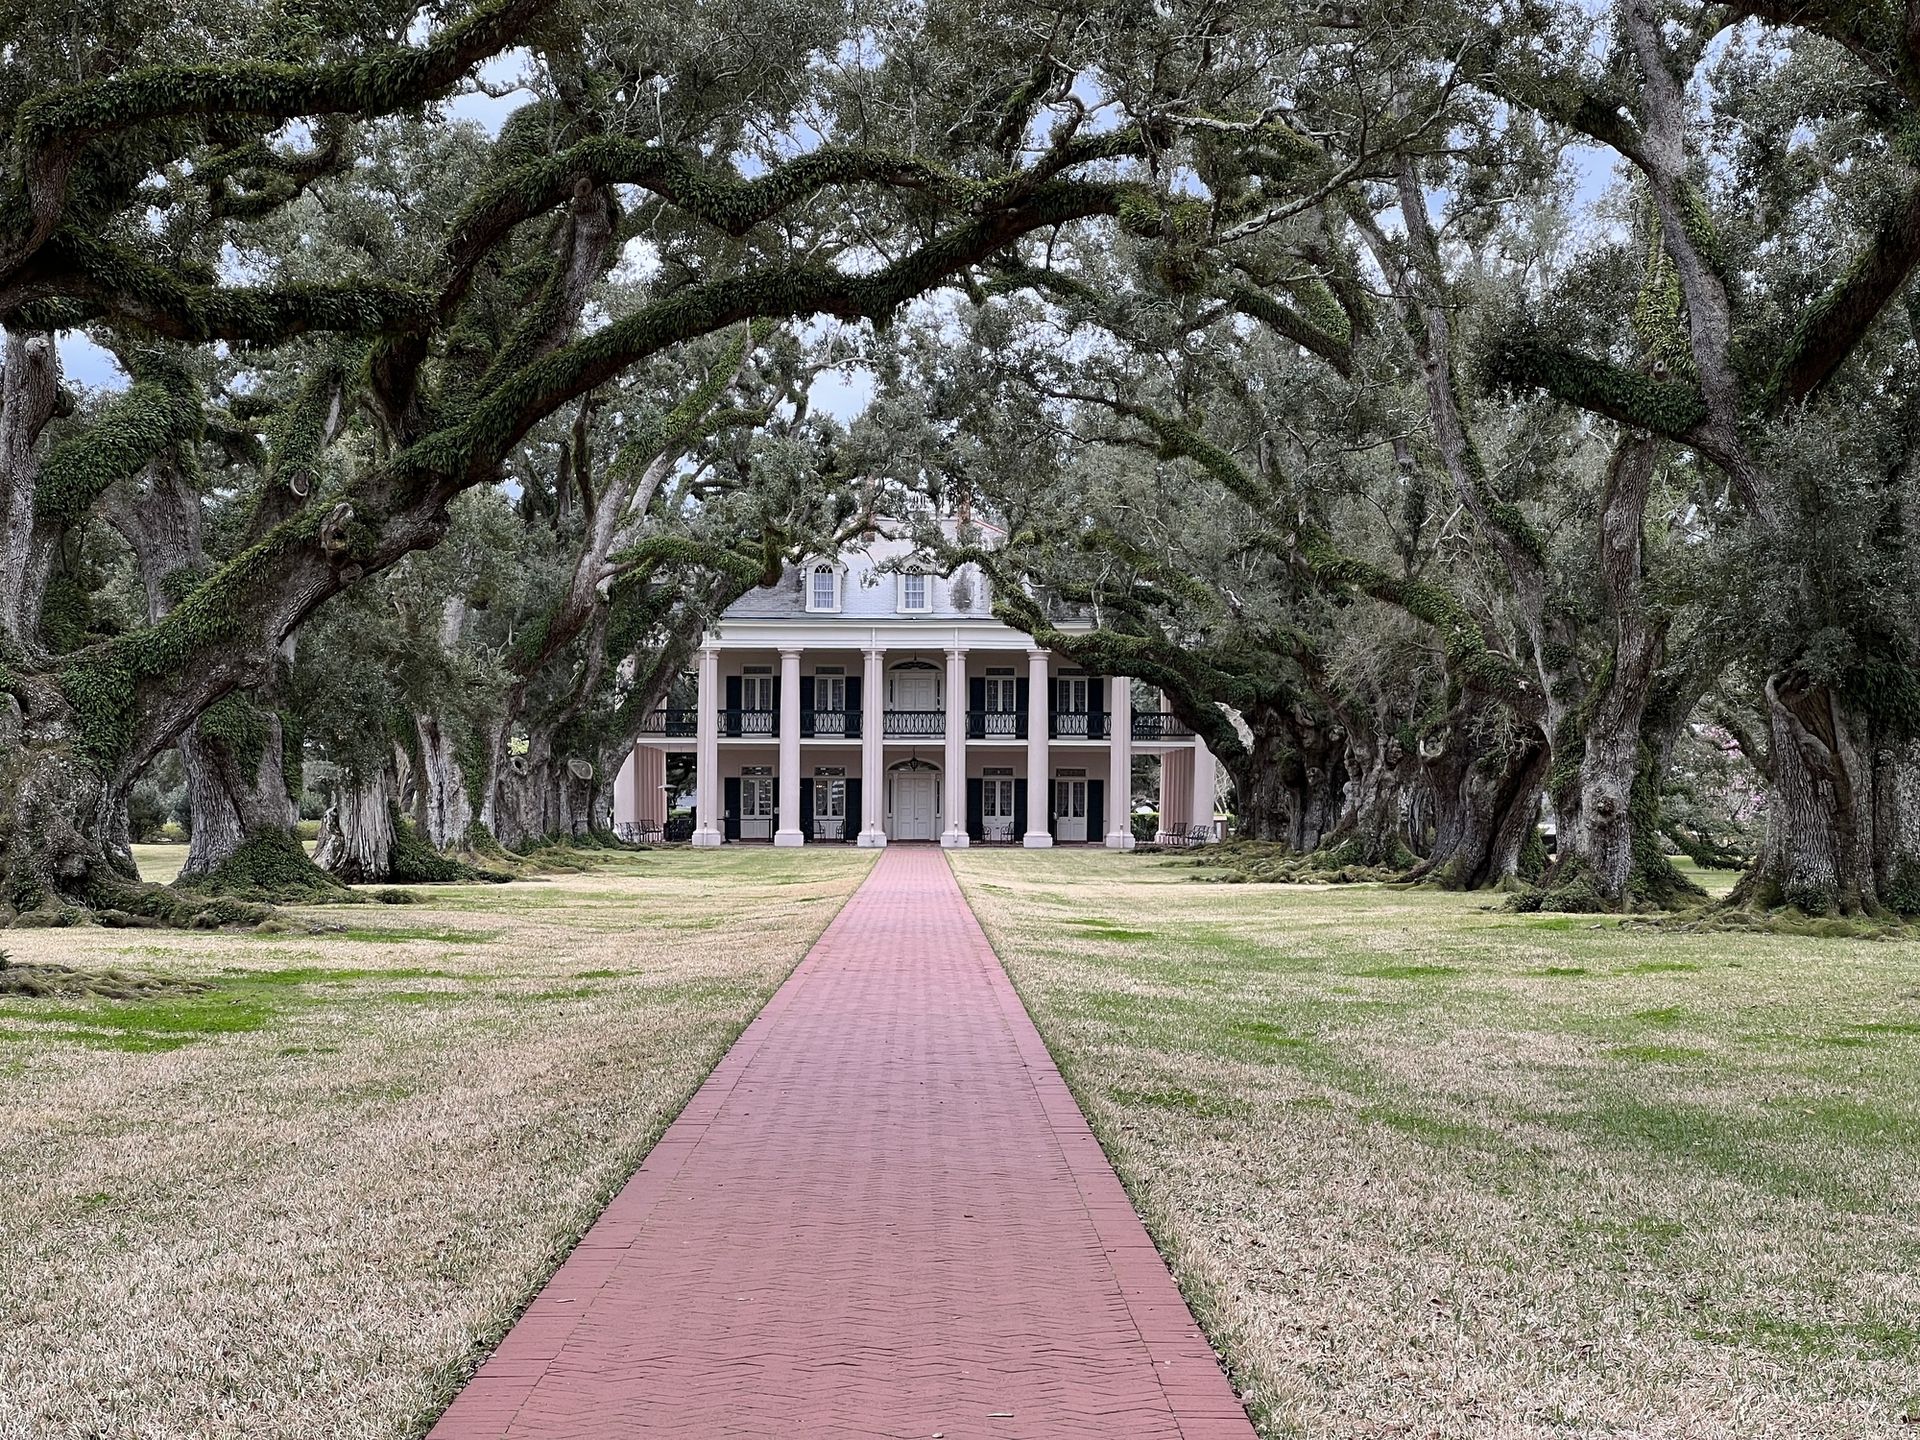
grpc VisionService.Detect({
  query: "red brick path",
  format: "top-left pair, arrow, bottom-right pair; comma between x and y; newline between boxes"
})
429,847 -> 1256,1439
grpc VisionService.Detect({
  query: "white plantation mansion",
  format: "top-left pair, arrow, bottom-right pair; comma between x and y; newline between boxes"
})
612,528 -> 1219,847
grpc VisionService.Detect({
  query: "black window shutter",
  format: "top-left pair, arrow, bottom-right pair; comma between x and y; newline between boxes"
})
966,777 -> 984,841
724,675 -> 742,736
800,772 -> 814,836
969,677 -> 986,737
1089,778 -> 1105,842
723,777 -> 741,840
1013,778 -> 1028,836
845,779 -> 862,842
799,676 -> 815,737
1015,677 -> 1029,717
1048,777 -> 1059,839
1091,678 -> 1107,735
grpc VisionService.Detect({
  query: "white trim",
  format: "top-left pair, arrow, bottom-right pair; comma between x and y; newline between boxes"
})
803,561 -> 842,614
896,566 -> 931,614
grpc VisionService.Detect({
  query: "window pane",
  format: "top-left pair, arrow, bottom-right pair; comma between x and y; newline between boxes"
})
903,573 -> 926,608
811,569 -> 834,607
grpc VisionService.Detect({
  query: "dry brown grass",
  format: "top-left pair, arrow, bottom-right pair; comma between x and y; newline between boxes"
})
952,849 -> 1920,1440
0,846 -> 873,1440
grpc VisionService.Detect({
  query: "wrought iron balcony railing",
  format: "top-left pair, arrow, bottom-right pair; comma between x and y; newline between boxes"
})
719,707 -> 777,738
965,709 -> 1028,740
882,708 -> 945,738
1050,710 -> 1110,740
638,707 -> 698,737
1131,712 -> 1195,740
801,707 -> 861,739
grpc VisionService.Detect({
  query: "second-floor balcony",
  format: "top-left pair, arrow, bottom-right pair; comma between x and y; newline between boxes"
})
1050,710 -> 1110,740
883,708 -> 945,738
681,703 -> 1195,743
1132,712 -> 1194,740
801,708 -> 862,739
720,707 -> 778,738
639,707 -> 699,738
967,709 -> 1027,740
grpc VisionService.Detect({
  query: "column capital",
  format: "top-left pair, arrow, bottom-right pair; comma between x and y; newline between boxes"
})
779,645 -> 804,660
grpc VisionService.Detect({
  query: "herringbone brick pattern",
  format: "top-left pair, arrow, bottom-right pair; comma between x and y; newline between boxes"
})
429,847 -> 1255,1439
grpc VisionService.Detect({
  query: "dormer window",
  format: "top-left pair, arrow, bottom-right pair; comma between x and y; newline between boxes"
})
897,567 -> 930,614
806,561 -> 841,613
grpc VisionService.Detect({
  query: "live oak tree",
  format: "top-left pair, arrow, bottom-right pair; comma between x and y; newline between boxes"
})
1485,0 -> 1920,914
0,0 -> 1208,924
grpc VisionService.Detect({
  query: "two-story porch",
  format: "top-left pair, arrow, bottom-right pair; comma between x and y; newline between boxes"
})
615,628 -> 1217,847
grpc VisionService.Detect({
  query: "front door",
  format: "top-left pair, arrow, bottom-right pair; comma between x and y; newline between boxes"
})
740,773 -> 776,840
888,668 -> 939,736
1054,776 -> 1088,843
891,772 -> 938,841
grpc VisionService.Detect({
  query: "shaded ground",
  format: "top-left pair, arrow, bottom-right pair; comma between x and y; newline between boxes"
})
0,847 -> 874,1440
952,850 -> 1920,1440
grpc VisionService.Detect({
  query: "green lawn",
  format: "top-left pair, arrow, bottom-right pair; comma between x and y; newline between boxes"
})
0,847 -> 874,1439
953,849 -> 1920,1440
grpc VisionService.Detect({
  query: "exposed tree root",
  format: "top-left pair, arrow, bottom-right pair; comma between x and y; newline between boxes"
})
174,830 -> 355,904
1164,838 -> 1417,886
0,952 -> 216,1000
1507,852 -> 1705,915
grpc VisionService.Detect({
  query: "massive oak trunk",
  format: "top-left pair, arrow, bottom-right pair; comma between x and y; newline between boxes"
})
178,701 -> 302,882
412,711 -> 476,852
1739,676 -> 1880,914
1412,713 -> 1549,889
314,760 -> 400,883
1323,723 -> 1408,864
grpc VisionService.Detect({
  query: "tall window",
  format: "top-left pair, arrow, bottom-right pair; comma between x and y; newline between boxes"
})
807,563 -> 839,612
898,569 -> 930,613
813,776 -> 846,819
813,668 -> 847,737
983,668 -> 1018,738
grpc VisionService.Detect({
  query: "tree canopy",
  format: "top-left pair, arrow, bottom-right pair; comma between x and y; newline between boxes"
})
5,0 -> 1919,923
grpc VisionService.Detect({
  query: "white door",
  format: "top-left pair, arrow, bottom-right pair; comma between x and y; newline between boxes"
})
1054,777 -> 1088,843
888,670 -> 939,736
891,772 -> 938,841
813,673 -> 847,736
983,673 -> 1019,737
741,673 -> 775,735
1056,675 -> 1090,736
982,776 -> 1018,844
740,774 -> 776,840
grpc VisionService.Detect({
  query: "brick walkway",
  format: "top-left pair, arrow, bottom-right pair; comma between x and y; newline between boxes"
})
429,847 -> 1255,1439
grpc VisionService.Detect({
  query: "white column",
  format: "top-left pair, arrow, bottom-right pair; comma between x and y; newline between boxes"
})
941,645 -> 969,848
1023,649 -> 1052,847
1105,675 -> 1135,850
774,647 -> 804,846
1191,737 -> 1218,841
857,645 -> 887,846
691,643 -> 724,846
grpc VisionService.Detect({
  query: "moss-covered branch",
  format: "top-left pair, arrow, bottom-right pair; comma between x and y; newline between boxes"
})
1483,331 -> 1709,438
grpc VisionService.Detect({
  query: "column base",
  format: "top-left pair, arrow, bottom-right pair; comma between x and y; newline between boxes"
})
1104,832 -> 1137,851
773,829 -> 806,847
1022,832 -> 1054,849
940,830 -> 971,849
690,829 -> 725,848
856,829 -> 889,848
